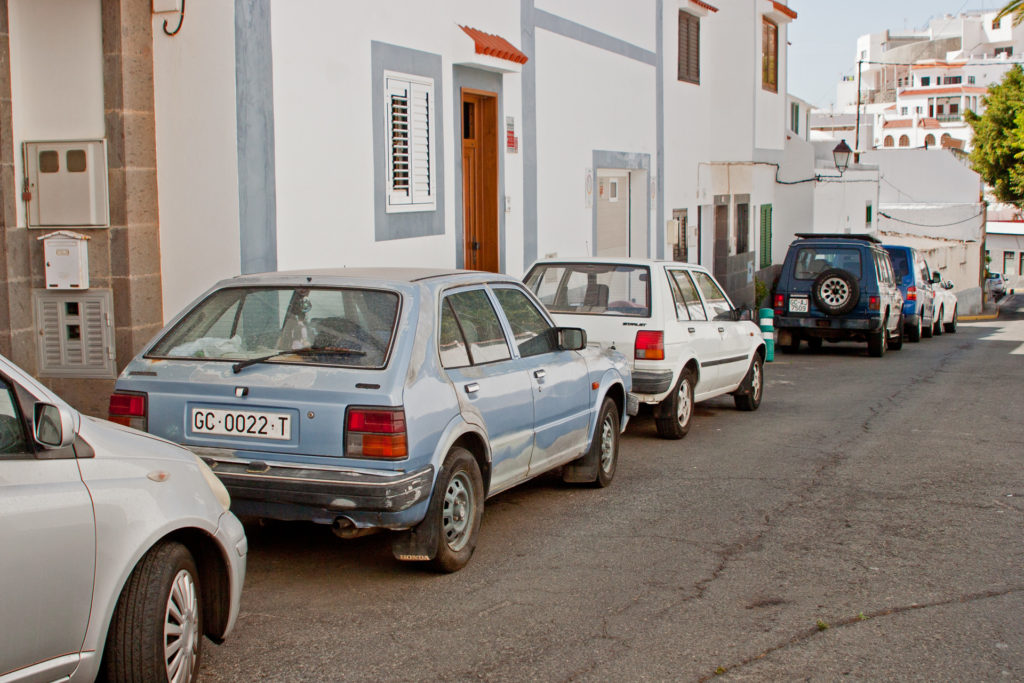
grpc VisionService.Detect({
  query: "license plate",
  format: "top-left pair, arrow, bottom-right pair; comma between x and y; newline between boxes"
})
191,407 -> 292,440
789,296 -> 809,313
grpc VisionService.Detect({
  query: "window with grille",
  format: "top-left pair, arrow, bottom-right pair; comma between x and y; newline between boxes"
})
762,18 -> 778,93
759,205 -> 773,268
678,11 -> 700,84
385,72 -> 435,212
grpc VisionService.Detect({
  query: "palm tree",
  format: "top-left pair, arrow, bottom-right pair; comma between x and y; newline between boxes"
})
995,0 -> 1024,25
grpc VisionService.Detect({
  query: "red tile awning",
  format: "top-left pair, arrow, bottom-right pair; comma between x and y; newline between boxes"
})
772,1 -> 797,19
459,26 -> 528,65
690,0 -> 719,12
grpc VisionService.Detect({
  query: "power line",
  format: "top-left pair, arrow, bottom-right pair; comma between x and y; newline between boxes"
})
878,210 -> 984,227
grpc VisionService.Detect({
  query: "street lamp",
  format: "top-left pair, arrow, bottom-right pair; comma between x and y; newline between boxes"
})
833,139 -> 853,175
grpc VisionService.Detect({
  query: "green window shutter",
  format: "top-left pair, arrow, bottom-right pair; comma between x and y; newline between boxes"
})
759,204 -> 773,269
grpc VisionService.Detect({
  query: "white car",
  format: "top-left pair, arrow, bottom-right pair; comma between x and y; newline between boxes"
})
0,353 -> 246,683
525,258 -> 765,439
931,279 -> 959,334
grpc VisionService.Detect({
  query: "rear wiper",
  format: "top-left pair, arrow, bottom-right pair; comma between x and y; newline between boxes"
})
232,346 -> 367,373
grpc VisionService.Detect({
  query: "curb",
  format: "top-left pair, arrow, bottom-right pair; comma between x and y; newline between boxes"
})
959,307 -> 1000,322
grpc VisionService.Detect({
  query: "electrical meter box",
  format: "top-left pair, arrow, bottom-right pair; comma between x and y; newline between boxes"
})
39,231 -> 90,290
24,140 -> 109,227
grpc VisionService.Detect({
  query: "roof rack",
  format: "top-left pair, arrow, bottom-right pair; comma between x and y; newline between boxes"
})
794,233 -> 881,243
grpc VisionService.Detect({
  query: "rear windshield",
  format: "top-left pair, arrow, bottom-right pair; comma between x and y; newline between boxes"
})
793,247 -> 862,280
148,286 -> 400,368
886,249 -> 910,280
524,263 -> 650,317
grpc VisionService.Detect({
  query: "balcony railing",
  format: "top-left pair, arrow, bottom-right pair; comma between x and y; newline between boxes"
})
936,114 -> 963,122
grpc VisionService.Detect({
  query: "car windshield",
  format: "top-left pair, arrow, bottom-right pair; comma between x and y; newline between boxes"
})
793,247 -> 862,280
148,286 -> 399,368
525,263 -> 650,316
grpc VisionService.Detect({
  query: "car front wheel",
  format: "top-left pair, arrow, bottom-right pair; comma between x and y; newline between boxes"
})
103,541 -> 203,683
868,316 -> 887,357
656,368 -> 695,439
933,307 -> 944,336
907,314 -> 922,342
944,306 -> 957,333
889,314 -> 904,351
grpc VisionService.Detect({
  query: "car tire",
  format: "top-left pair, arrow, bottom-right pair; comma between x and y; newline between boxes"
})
921,313 -> 934,338
812,268 -> 860,315
907,314 -> 922,342
424,447 -> 484,573
103,541 -> 203,683
889,314 -> 904,351
733,355 -> 764,411
933,307 -> 944,336
656,368 -> 695,440
944,306 -> 957,333
591,397 -> 620,487
807,336 -> 823,352
868,316 -> 887,357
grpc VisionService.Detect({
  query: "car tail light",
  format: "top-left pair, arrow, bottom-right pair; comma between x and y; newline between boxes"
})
346,407 -> 408,459
869,296 -> 880,311
635,331 -> 664,360
109,391 -> 147,431
907,286 -> 917,301
774,294 -> 785,308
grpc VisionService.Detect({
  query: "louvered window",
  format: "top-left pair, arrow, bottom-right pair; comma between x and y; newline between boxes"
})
34,291 -> 116,378
385,72 -> 435,212
759,204 -> 773,269
762,18 -> 778,93
677,11 -> 700,85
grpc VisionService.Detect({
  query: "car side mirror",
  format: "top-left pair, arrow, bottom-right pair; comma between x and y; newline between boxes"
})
558,327 -> 587,351
34,402 -> 75,449
736,307 -> 754,322
943,281 -> 954,290
931,271 -> 942,284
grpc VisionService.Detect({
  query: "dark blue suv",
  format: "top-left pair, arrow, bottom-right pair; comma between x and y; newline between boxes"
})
773,234 -> 904,357
882,244 -> 937,342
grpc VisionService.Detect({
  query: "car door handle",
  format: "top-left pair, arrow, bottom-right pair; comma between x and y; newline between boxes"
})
718,327 -> 725,333
464,383 -> 479,394
533,369 -> 546,380
688,327 -> 696,334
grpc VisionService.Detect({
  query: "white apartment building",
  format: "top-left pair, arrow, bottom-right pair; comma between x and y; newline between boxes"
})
830,10 -> 1023,152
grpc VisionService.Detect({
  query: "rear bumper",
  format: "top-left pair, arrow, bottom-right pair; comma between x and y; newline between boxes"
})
193,447 -> 434,527
776,315 -> 881,332
632,369 -> 674,395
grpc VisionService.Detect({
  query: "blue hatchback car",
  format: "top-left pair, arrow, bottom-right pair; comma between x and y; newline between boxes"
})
111,268 -> 635,572
882,244 -> 938,342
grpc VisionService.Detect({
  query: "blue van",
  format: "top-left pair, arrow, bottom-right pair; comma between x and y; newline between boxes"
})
882,245 -> 937,342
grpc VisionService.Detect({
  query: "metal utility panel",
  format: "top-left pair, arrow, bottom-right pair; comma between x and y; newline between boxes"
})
24,140 -> 109,227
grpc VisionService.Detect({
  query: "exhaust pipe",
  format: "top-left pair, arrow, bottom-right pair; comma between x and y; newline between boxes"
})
331,516 -> 379,540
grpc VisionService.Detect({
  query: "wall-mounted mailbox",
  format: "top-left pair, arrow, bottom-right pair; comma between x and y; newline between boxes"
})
24,140 -> 109,227
39,230 -> 90,290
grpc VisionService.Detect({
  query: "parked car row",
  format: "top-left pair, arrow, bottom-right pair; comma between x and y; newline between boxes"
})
3,261 -> 762,681
773,234 -> 958,357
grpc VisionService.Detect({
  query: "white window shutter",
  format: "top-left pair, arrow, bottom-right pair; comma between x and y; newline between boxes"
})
384,72 -> 435,212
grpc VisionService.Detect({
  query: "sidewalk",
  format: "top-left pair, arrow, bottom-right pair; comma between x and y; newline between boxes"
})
959,297 -> 1003,321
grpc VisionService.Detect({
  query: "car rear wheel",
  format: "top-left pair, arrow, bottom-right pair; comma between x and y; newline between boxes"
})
425,447 -> 484,573
868,316 -> 887,357
944,306 -> 957,333
656,368 -> 695,440
807,337 -> 823,352
812,268 -> 860,315
907,314 -> 922,342
733,355 -> 763,411
103,541 -> 203,683
933,307 -> 944,336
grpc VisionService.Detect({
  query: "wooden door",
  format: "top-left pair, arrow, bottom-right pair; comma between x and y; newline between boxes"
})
462,89 -> 499,272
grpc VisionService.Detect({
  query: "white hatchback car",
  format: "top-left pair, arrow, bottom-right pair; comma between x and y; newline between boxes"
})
0,354 -> 246,683
525,258 -> 765,439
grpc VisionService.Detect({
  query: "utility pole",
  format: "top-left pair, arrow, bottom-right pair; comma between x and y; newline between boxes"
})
854,59 -> 863,163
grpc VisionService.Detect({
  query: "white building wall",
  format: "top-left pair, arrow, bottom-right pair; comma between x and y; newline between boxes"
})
537,0 -> 655,52
773,135 -> 815,263
811,169 -> 879,235
534,30 -> 656,262
986,229 -> 1024,291
8,0 -> 105,229
152,2 -> 242,319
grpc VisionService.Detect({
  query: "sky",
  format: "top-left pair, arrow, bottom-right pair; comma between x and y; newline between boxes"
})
787,0 -> 1010,109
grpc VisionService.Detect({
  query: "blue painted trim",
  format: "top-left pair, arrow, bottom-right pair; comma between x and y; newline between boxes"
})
522,0 -> 538,268
371,42 -> 446,242
534,9 -> 657,65
235,0 -> 277,274
655,0 -> 665,259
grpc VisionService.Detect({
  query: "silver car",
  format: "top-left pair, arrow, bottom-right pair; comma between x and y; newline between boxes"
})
0,354 -> 246,683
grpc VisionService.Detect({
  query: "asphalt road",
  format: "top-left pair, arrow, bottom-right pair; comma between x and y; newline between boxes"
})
202,297 -> 1024,681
